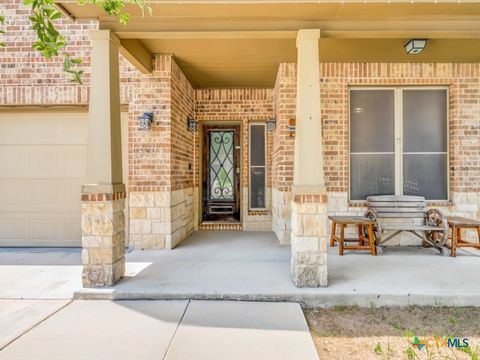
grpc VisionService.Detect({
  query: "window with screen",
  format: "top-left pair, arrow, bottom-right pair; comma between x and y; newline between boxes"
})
350,88 -> 448,201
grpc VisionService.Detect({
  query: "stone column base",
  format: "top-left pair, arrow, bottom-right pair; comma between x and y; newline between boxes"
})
290,194 -> 328,287
81,185 -> 126,287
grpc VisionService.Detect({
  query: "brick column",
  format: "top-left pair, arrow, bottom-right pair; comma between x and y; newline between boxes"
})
82,30 -> 125,287
291,29 -> 328,287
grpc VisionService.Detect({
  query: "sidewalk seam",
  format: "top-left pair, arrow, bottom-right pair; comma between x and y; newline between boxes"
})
0,299 -> 74,351
162,299 -> 190,360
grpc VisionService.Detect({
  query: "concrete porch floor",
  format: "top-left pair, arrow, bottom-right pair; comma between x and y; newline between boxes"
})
74,231 -> 480,307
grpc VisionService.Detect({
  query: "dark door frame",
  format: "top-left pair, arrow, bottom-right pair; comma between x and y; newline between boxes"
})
199,122 -> 242,223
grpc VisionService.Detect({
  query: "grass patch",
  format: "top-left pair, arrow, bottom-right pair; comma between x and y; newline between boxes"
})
305,306 -> 480,360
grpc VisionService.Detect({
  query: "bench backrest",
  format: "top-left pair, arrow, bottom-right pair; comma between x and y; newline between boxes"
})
367,195 -> 427,219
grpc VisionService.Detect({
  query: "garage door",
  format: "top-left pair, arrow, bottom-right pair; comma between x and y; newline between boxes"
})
0,110 -> 128,247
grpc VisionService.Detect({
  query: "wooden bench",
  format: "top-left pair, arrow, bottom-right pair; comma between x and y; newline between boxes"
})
328,216 -> 377,255
446,216 -> 480,257
365,195 -> 449,254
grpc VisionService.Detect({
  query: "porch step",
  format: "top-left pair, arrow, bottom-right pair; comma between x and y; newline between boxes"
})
199,222 -> 242,231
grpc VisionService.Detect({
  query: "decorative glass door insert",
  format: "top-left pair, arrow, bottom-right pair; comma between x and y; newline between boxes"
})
203,126 -> 240,221
209,131 -> 234,201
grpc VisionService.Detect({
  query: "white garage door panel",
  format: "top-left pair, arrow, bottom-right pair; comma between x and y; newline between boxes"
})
0,177 -> 82,210
0,113 -> 87,144
0,215 -> 81,246
0,146 -> 86,179
0,111 -> 128,247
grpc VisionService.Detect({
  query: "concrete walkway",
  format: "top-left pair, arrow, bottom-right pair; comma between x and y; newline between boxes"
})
75,231 -> 480,307
0,300 -> 318,360
1,231 -> 480,309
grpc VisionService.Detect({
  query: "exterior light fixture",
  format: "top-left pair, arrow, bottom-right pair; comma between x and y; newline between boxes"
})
288,118 -> 296,138
187,116 -> 198,132
139,112 -> 153,130
266,117 -> 276,131
404,39 -> 427,55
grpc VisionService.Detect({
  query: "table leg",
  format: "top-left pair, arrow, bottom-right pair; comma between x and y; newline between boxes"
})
357,225 -> 364,246
477,226 -> 480,244
367,224 -> 376,256
339,224 -> 345,256
451,225 -> 457,257
329,221 -> 336,247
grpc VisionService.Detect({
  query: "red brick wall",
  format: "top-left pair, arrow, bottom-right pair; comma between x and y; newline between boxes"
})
272,62 -> 480,195
194,89 -> 274,190
171,60 -> 195,191
0,0 -> 195,194
123,55 -> 196,193
0,0 -> 95,104
126,55 -> 173,192
272,64 -> 296,193
2,0 -> 477,205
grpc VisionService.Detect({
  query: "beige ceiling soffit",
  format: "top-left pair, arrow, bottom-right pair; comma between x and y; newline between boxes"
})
322,30 -> 480,38
119,39 -> 153,74
115,31 -> 298,39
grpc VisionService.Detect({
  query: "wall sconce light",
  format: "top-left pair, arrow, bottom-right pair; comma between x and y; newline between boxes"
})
288,118 -> 296,138
187,116 -> 198,132
139,112 -> 153,130
266,117 -> 276,131
404,39 -> 427,55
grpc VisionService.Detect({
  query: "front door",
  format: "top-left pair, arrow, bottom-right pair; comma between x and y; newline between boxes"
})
202,126 -> 240,222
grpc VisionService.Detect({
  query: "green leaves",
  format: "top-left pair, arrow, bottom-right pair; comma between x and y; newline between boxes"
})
63,54 -> 84,84
25,0 -> 64,59
81,0 -> 152,21
23,0 -> 85,83
0,13 -> 4,48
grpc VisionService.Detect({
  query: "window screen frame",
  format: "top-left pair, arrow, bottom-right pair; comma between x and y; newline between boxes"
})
348,86 -> 450,202
249,122 -> 268,210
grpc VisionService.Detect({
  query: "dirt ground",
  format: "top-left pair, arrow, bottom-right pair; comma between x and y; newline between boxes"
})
305,306 -> 480,360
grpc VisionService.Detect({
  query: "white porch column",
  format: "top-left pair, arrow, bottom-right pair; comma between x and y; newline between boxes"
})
290,29 -> 328,287
81,30 -> 126,287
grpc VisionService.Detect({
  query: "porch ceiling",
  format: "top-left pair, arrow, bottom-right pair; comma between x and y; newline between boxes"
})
57,1 -> 480,88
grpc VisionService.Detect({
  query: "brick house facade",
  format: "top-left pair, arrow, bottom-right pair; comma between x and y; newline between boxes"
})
1,0 -> 479,287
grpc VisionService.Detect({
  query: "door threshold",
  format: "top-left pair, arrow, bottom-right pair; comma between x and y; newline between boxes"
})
199,222 -> 243,231
201,221 -> 241,225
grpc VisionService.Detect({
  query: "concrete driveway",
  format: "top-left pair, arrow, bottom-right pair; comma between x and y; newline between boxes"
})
0,248 -> 318,360
0,300 -> 319,360
0,248 -> 82,350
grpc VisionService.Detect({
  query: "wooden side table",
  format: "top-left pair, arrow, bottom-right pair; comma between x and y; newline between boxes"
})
446,216 -> 480,257
328,215 -> 377,256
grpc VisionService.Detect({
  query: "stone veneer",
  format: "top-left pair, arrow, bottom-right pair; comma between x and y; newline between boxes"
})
129,188 -> 194,250
290,195 -> 328,287
272,64 -> 296,245
81,188 -> 126,287
272,189 -> 292,244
